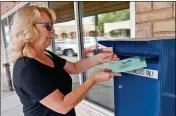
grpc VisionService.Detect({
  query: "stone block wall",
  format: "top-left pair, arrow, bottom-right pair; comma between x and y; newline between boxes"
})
136,2 -> 175,39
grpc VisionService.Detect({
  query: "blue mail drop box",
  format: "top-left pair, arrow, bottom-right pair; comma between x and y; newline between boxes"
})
98,38 -> 175,116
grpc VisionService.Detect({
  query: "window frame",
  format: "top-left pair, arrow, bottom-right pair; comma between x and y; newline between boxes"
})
77,1 -> 136,114
48,1 -> 136,115
1,2 -> 30,63
1,2 -> 29,20
130,2 -> 136,39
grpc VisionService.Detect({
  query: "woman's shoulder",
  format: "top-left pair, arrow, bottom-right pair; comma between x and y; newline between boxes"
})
13,56 -> 38,84
13,56 -> 37,72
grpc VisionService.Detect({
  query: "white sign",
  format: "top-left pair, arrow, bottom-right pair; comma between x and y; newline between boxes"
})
125,68 -> 158,79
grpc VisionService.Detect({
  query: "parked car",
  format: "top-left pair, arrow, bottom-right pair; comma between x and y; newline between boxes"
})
84,43 -> 107,57
55,38 -> 78,57
54,37 -> 106,57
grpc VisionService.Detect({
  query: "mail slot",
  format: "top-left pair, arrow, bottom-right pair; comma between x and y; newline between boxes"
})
98,38 -> 175,116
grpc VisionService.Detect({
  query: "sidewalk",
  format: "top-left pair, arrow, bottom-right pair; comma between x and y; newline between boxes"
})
1,93 -> 23,116
1,71 -> 23,116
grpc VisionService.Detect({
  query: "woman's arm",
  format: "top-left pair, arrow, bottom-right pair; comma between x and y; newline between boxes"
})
40,75 -> 95,114
40,69 -> 120,114
64,55 -> 99,74
64,51 -> 118,74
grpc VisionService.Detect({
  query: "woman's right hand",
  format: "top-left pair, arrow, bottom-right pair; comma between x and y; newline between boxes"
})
92,69 -> 121,83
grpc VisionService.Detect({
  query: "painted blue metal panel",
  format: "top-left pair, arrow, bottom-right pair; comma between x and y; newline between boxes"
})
98,38 -> 175,116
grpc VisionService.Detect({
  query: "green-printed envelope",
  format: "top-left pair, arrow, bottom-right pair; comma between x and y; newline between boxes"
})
108,57 -> 147,72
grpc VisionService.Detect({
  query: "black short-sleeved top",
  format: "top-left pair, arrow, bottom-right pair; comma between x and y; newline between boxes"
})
13,50 -> 76,116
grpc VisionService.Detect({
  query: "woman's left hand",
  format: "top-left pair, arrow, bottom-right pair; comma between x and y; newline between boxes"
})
95,48 -> 119,63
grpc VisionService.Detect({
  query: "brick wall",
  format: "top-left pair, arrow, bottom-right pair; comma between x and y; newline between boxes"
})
136,2 -> 175,39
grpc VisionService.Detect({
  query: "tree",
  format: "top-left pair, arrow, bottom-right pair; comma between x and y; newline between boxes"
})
97,9 -> 130,34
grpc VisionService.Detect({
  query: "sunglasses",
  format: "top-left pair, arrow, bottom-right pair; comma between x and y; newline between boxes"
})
36,21 -> 53,31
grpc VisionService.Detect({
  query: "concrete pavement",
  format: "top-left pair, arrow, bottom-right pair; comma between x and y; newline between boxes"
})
1,93 -> 23,116
1,70 -> 23,116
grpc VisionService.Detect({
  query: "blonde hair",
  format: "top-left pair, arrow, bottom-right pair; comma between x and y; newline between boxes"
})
9,5 -> 56,63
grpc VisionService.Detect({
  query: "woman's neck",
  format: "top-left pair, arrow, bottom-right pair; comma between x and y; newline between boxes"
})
32,47 -> 46,58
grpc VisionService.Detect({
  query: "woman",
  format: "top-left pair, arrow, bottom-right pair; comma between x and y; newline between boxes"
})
10,5 -> 121,116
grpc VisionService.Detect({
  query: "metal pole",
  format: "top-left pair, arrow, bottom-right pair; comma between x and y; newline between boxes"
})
74,1 -> 85,83
3,63 -> 14,91
1,22 -> 14,91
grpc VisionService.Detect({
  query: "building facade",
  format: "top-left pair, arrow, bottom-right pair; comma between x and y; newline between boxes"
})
1,1 -> 175,116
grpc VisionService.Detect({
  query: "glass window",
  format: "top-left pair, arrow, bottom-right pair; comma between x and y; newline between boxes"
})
8,12 -> 15,32
1,18 -> 10,59
1,3 -> 30,61
81,2 -> 130,111
49,2 -> 80,90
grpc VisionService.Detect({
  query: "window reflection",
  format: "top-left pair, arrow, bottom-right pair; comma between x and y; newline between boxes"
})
81,2 -> 130,111
2,19 -> 11,61
50,1 -> 131,112
49,2 -> 80,90
2,19 -> 10,47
